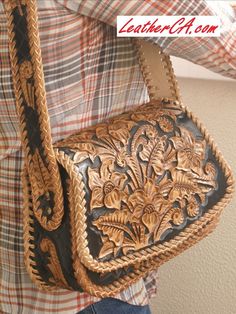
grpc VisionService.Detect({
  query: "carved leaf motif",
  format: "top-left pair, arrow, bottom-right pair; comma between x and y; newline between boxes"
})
142,210 -> 160,233
88,167 -> 103,191
88,167 -> 105,210
93,211 -> 132,257
94,211 -> 130,234
170,136 -> 185,150
122,223 -> 149,254
139,140 -> 153,162
40,238 -> 69,289
204,162 -> 217,181
30,149 -> 52,194
55,99 -> 218,259
131,125 -> 155,153
154,207 -> 177,241
108,120 -> 136,144
73,143 -> 96,163
126,156 -> 143,188
171,127 -> 206,174
116,149 -> 128,167
96,119 -> 136,145
192,163 -> 217,193
177,150 -> 201,174
97,145 -> 129,168
90,187 -> 104,209
131,101 -> 182,125
139,136 -> 166,175
158,175 -> 173,197
169,170 -> 199,202
98,237 -> 115,259
104,188 -> 123,210
19,61 -> 35,108
162,106 -> 183,119
96,124 -> 110,139
99,159 -> 114,178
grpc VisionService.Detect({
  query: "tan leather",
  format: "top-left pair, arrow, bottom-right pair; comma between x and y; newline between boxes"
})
137,40 -> 180,101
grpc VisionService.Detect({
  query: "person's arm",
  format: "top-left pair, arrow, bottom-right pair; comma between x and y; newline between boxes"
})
56,0 -> 236,79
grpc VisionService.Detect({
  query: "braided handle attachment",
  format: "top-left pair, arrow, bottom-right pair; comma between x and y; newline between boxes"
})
5,0 -> 64,231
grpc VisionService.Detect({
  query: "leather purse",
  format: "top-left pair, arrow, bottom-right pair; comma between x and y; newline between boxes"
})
5,0 -> 234,297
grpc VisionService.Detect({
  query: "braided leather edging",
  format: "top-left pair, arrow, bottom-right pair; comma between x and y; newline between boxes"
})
72,193 -> 219,296
54,100 -> 234,274
5,0 -> 64,231
22,159 -> 220,296
24,164 -> 220,298
22,168 -> 57,291
26,0 -> 64,230
66,165 -> 221,297
7,0 -> 234,295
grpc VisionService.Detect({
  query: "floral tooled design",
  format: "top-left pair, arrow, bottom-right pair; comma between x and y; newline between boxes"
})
40,238 -> 70,289
171,127 -> 206,174
29,148 -> 55,225
126,178 -> 172,233
88,160 -> 127,210
96,117 -> 136,145
62,100 -> 217,260
131,101 -> 182,126
19,60 -> 35,108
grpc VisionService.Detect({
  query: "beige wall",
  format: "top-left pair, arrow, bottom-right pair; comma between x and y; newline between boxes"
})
150,78 -> 236,314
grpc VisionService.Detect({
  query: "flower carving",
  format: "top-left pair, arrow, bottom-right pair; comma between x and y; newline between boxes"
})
63,99 -> 217,260
171,127 -> 206,174
126,178 -> 171,232
88,160 -> 127,210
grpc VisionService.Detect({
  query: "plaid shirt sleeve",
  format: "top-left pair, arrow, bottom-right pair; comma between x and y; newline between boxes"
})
58,0 -> 236,79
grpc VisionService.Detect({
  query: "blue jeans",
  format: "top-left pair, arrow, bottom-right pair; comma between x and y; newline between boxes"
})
78,298 -> 151,314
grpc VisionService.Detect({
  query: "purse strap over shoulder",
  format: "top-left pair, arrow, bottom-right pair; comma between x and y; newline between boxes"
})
5,0 -> 64,231
5,0 -> 180,229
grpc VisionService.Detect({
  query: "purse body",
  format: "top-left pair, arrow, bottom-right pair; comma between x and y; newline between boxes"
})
5,0 -> 234,297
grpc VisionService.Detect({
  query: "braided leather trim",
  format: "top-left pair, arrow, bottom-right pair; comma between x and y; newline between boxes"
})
22,163 -> 221,296
5,0 -> 64,231
54,98 -> 234,274
6,0 -> 234,296
22,168 -> 57,291
22,165 -> 221,296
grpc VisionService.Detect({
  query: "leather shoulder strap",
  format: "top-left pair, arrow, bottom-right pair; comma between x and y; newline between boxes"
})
135,39 -> 180,102
5,0 -> 64,231
5,0 -> 181,231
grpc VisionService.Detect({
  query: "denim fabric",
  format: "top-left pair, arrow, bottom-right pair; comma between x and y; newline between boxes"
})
78,298 -> 152,314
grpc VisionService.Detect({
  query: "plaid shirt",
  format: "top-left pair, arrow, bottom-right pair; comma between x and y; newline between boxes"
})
0,1 -> 235,313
